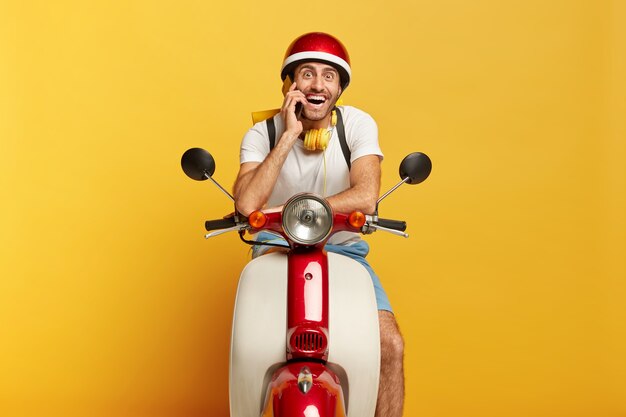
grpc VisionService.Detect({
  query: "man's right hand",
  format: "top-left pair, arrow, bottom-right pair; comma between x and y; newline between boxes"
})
281,82 -> 305,138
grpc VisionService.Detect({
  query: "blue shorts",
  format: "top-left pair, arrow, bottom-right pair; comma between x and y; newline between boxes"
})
252,233 -> 393,312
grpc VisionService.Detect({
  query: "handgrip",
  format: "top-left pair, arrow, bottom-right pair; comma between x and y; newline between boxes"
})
377,218 -> 407,232
205,217 -> 237,231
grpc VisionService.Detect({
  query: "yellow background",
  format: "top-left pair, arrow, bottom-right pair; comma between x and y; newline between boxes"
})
1,1 -> 625,416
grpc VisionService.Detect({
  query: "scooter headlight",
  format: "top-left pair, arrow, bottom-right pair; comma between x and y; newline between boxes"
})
282,195 -> 333,245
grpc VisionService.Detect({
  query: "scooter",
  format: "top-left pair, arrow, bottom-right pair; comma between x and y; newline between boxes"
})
181,149 -> 432,417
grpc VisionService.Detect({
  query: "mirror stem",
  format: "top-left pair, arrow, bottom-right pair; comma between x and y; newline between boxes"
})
204,172 -> 235,202
376,177 -> 410,212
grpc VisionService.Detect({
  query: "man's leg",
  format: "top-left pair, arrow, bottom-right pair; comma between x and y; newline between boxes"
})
376,310 -> 405,417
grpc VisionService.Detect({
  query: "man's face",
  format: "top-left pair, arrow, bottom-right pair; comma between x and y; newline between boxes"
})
292,62 -> 342,122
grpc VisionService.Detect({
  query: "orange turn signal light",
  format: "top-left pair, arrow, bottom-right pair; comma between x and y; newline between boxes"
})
348,211 -> 366,228
248,210 -> 267,229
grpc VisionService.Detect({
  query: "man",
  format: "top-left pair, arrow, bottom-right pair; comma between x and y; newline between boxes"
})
233,32 -> 405,417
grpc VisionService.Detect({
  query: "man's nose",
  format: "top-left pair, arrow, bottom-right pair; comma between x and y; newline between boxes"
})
311,76 -> 324,90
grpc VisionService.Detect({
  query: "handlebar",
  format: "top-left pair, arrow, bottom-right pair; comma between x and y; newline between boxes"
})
202,212 -> 410,240
376,218 -> 407,232
205,217 -> 237,232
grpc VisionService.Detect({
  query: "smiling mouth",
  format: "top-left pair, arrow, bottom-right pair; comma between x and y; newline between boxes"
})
306,95 -> 327,106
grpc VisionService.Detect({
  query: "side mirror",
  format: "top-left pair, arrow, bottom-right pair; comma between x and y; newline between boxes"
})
377,152 -> 432,210
181,148 -> 234,202
399,152 -> 432,184
181,148 -> 216,181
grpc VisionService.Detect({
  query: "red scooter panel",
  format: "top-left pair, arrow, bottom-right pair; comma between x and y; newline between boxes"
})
287,248 -> 329,360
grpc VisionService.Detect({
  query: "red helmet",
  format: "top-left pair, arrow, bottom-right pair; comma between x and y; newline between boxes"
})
281,32 -> 352,90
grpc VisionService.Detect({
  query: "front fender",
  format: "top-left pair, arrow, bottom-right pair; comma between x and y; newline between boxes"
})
262,363 -> 346,417
231,252 -> 379,417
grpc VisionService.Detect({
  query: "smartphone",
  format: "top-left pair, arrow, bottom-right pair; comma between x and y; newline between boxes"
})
295,102 -> 303,119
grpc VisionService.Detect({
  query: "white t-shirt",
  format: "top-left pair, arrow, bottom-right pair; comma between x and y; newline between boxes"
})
239,105 -> 383,244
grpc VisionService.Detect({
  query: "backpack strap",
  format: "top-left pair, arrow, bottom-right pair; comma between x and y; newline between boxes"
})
266,117 -> 276,151
335,108 -> 351,170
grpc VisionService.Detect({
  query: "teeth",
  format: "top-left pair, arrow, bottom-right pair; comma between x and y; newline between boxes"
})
307,95 -> 326,102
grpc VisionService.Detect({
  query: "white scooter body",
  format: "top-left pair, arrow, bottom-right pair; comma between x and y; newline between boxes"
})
229,251 -> 380,417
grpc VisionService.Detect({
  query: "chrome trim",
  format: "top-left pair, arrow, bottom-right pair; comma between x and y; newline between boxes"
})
297,366 -> 313,394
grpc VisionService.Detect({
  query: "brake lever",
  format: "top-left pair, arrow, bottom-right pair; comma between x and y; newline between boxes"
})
368,224 -> 409,238
205,224 -> 249,239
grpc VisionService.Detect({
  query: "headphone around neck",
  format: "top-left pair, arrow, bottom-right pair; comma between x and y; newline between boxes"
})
303,109 -> 337,151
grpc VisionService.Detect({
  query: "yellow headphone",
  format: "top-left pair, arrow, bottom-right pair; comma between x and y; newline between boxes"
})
303,109 -> 337,151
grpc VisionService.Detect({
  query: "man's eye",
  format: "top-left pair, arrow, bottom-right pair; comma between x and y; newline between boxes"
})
325,73 -> 335,80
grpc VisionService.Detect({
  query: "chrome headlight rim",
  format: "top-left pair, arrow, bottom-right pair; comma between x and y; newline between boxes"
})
282,194 -> 333,246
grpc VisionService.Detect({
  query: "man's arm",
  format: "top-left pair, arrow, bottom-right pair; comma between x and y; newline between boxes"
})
233,130 -> 299,216
326,154 -> 381,214
234,83 -> 305,216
